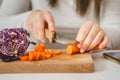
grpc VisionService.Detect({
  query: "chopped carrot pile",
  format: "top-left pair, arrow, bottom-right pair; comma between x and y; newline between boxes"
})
20,44 -> 61,61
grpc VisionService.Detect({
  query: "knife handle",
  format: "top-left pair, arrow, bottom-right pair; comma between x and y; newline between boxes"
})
45,29 -> 55,43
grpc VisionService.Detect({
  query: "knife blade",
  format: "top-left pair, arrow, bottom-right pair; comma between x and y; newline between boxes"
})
89,49 -> 120,53
45,29 -> 75,45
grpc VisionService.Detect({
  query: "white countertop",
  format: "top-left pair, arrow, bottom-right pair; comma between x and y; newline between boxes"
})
0,52 -> 120,80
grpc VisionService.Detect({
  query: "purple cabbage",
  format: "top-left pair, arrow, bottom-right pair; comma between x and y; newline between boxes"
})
0,28 -> 30,62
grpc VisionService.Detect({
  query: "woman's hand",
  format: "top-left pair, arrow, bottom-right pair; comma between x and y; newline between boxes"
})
76,21 -> 109,53
27,10 -> 55,42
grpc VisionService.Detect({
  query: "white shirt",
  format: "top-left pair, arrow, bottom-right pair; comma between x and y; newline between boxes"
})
31,0 -> 97,28
0,0 -> 120,49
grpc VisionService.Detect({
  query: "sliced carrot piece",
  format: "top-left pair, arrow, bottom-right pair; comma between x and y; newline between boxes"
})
52,50 -> 61,55
35,51 -> 41,60
34,44 -> 46,52
39,52 -> 46,60
66,44 -> 80,55
116,48 -> 120,50
92,45 -> 100,50
32,51 -> 35,60
28,51 -> 34,61
44,49 -> 51,53
20,56 -> 28,61
34,45 -> 40,51
44,49 -> 53,55
45,53 -> 52,58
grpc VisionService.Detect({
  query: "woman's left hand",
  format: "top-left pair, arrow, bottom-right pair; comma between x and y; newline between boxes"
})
76,21 -> 109,53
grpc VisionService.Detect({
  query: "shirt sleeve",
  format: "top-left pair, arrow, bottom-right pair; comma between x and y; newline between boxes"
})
100,0 -> 120,49
0,11 -> 32,30
0,0 -> 31,16
0,0 -> 32,30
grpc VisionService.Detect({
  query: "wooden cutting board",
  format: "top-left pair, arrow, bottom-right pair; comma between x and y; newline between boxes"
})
0,50 -> 94,73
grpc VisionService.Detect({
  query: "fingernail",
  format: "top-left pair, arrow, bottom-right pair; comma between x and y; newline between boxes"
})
80,49 -> 85,53
50,28 -> 55,32
99,45 -> 103,49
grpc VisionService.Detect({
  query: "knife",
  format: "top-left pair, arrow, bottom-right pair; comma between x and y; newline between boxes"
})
45,29 -> 120,53
45,29 -> 75,45
89,49 -> 120,53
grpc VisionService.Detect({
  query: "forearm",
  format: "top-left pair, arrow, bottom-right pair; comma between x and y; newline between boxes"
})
100,0 -> 120,49
0,11 -> 32,31
0,0 -> 30,16
101,12 -> 120,50
100,14 -> 120,49
101,25 -> 120,49
0,0 -> 32,30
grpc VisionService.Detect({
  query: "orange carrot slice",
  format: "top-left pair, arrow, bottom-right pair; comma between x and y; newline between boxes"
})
33,51 -> 36,60
34,44 -> 46,52
39,52 -> 46,60
45,53 -> 51,59
28,51 -> 34,61
20,56 -> 28,61
36,51 -> 41,60
44,49 -> 53,55
66,44 -> 80,55
52,50 -> 61,55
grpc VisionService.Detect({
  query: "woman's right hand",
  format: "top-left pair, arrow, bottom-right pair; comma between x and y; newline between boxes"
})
27,10 -> 55,42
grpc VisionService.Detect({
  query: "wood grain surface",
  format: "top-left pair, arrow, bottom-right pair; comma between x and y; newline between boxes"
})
0,51 -> 94,73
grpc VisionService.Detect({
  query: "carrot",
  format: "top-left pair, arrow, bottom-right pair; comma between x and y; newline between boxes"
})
20,56 -> 28,61
44,49 -> 53,55
45,49 -> 52,53
34,44 -> 46,52
52,50 -> 61,55
28,51 -> 34,61
39,52 -> 46,60
33,51 -> 37,60
19,44 -> 62,61
92,45 -> 99,50
35,51 -> 41,60
66,44 -> 80,55
66,44 -> 102,55
117,48 -> 120,50
44,53 -> 51,58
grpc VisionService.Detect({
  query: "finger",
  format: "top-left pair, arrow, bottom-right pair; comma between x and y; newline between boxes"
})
99,36 -> 109,49
43,11 -> 55,32
81,24 -> 100,52
76,21 -> 93,47
33,22 -> 39,40
37,17 -> 46,42
88,30 -> 104,50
